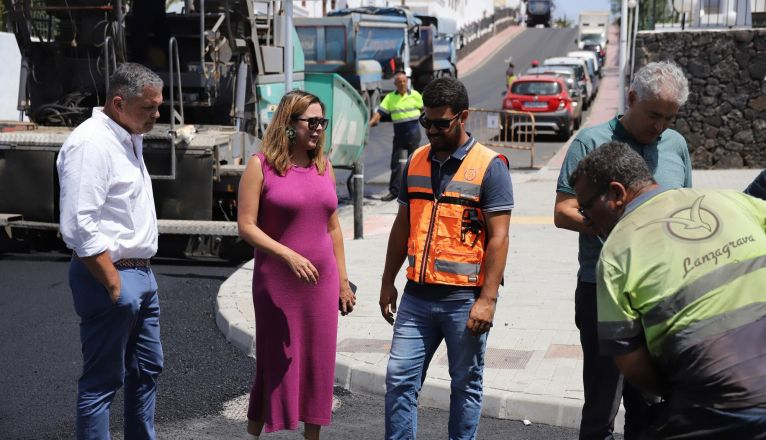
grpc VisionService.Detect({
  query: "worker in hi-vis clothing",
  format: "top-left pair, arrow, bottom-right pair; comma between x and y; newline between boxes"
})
369,71 -> 424,202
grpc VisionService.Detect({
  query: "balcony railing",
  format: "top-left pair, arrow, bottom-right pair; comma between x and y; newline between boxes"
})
640,0 -> 765,30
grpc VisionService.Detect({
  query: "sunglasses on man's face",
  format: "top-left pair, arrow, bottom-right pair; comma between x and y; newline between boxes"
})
418,113 -> 461,130
294,117 -> 329,131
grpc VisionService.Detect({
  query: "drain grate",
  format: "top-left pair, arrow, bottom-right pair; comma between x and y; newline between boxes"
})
544,344 -> 583,360
437,347 -> 533,370
336,338 -> 391,353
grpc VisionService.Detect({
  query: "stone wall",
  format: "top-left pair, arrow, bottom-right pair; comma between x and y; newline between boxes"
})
635,30 -> 766,169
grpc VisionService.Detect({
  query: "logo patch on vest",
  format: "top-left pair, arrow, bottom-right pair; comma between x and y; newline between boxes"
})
636,195 -> 719,241
464,169 -> 478,181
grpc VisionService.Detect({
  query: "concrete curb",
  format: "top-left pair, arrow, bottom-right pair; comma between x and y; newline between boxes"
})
333,351 -> 592,430
216,259 -> 255,357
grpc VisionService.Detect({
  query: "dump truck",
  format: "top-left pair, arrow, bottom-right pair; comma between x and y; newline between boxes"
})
525,0 -> 554,27
410,14 -> 458,91
294,7 -> 421,116
0,0 -> 368,259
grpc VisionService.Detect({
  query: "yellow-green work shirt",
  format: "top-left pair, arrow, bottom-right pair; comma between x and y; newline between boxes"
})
597,188 -> 766,409
377,90 -> 423,140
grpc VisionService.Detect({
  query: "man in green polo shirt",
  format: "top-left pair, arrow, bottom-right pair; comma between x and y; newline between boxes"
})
570,142 -> 766,438
554,61 -> 692,440
370,71 -> 424,202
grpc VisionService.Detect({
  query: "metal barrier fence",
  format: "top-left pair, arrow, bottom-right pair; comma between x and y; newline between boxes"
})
641,0 -> 766,30
458,7 -> 518,50
465,108 -> 536,168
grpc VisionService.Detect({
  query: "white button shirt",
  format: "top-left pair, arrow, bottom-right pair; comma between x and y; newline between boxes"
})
57,108 -> 158,261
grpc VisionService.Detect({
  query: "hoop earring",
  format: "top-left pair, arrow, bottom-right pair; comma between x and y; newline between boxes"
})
286,126 -> 296,144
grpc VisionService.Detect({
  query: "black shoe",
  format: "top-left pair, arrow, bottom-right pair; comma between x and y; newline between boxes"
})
380,192 -> 398,202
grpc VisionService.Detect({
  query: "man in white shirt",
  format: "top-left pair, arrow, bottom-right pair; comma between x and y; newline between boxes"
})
57,62 -> 163,440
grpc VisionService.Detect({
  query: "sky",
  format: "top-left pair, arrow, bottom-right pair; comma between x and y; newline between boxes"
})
553,0 -> 612,21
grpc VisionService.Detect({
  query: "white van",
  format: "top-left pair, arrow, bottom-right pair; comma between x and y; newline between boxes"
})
567,50 -> 601,78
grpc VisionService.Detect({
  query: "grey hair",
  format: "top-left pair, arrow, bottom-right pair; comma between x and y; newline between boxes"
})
569,141 -> 656,192
108,63 -> 163,100
630,61 -> 689,106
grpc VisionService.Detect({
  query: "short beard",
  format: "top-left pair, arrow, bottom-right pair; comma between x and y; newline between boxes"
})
428,125 -> 460,152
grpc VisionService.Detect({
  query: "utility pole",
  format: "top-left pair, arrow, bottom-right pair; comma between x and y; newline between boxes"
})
285,0 -> 293,92
618,0 -> 628,113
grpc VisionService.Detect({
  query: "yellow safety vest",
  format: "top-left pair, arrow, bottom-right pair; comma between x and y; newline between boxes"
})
379,90 -> 423,124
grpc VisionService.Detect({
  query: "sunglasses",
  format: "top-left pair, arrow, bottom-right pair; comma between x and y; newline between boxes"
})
577,188 -> 607,220
294,117 -> 329,131
418,113 -> 461,130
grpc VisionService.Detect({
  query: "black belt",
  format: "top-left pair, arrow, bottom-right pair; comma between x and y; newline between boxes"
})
113,258 -> 151,268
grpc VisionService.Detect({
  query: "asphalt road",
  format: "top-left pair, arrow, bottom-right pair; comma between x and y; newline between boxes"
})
0,253 -> 583,440
0,253 -> 245,439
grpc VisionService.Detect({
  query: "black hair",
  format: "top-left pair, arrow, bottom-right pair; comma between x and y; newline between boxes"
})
569,141 -> 656,192
422,77 -> 469,115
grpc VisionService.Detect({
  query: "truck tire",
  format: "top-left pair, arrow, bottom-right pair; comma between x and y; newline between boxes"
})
558,120 -> 573,141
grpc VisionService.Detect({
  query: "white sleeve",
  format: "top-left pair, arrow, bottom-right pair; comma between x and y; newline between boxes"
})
57,140 -> 111,257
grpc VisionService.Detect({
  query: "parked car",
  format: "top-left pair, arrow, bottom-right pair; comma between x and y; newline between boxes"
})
567,50 -> 602,78
573,55 -> 600,97
525,66 -> 583,129
543,57 -> 593,107
502,75 -> 576,141
583,42 -> 606,67
579,32 -> 607,52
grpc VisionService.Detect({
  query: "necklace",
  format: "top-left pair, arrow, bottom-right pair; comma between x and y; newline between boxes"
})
291,159 -> 311,168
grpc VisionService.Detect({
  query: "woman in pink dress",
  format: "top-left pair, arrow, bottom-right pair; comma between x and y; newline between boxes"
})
237,90 -> 357,440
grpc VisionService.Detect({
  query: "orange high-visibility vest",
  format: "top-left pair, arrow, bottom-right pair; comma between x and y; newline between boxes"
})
405,141 -> 506,286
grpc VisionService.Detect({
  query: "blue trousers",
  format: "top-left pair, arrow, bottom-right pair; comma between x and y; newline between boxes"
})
69,258 -> 163,440
385,294 -> 487,440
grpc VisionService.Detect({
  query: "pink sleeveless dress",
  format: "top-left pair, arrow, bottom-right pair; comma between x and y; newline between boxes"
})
247,153 -> 339,432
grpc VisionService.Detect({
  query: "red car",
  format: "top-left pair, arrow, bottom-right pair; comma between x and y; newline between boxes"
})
502,75 -> 576,141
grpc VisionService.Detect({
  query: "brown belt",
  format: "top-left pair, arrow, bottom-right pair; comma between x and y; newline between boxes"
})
113,258 -> 151,268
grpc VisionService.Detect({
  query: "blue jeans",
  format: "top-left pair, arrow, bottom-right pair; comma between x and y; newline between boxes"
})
69,258 -> 163,440
385,294 -> 488,440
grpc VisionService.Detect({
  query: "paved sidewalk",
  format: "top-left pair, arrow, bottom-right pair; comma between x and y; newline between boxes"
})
457,24 -> 525,78
214,24 -> 763,431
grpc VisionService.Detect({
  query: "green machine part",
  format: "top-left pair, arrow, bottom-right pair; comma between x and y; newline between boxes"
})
304,72 -> 369,169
